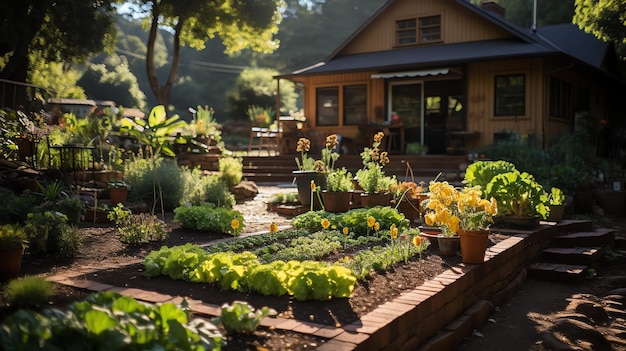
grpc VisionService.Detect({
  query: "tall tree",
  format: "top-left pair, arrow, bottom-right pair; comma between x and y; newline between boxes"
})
0,0 -> 117,106
573,0 -> 626,56
124,0 -> 285,107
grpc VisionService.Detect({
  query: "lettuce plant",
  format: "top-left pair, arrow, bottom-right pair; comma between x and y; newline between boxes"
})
174,203 -> 244,236
213,301 -> 276,335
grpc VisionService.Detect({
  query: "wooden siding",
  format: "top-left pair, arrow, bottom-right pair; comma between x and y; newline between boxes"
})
341,0 -> 514,55
465,58 -> 544,149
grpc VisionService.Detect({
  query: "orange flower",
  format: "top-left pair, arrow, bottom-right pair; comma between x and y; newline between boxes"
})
412,235 -> 422,247
230,218 -> 240,230
390,224 -> 398,239
342,227 -> 349,235
321,218 -> 331,229
310,180 -> 316,190
269,222 -> 279,234
367,216 -> 375,228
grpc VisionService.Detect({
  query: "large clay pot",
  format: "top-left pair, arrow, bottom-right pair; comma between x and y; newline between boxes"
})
398,198 -> 421,225
547,204 -> 565,222
109,187 -> 129,205
322,191 -> 352,213
458,228 -> 489,264
360,192 -> 389,208
0,248 -> 24,282
292,170 -> 327,207
437,235 -> 460,256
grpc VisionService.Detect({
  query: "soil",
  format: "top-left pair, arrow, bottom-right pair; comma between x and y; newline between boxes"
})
2,184 -> 626,351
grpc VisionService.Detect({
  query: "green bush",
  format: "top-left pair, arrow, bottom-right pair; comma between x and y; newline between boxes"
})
204,179 -> 235,209
125,157 -> 184,211
56,225 -> 82,259
219,156 -> 243,187
23,211 -> 69,256
3,276 -> 54,309
0,190 -> 38,223
180,169 -> 235,208
174,203 -> 244,236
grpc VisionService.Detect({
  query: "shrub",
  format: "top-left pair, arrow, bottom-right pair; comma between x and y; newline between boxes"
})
56,225 -> 82,259
180,168 -> 235,208
125,156 -> 184,211
174,203 -> 244,236
0,190 -> 38,223
3,276 -> 54,308
23,211 -> 69,256
219,156 -> 243,187
204,179 -> 235,209
108,205 -> 167,246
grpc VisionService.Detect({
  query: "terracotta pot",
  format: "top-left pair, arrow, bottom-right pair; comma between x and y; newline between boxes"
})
350,190 -> 364,208
398,198 -> 421,225
437,235 -> 459,256
420,230 -> 441,249
322,191 -> 352,213
293,171 -> 327,207
547,204 -> 566,222
458,228 -> 489,264
85,209 -> 111,223
0,248 -> 24,282
109,187 -> 129,205
360,192 -> 389,208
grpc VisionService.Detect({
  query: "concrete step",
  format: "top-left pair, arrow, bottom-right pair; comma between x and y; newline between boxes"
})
551,228 -> 615,247
527,262 -> 590,283
539,246 -> 605,266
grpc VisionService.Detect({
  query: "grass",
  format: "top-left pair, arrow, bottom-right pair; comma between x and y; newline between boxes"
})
3,276 -> 54,308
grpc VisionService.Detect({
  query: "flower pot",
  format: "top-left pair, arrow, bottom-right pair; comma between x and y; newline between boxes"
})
0,247 -> 25,282
547,204 -> 565,222
293,170 -> 327,207
458,228 -> 489,264
398,198 -> 421,225
109,187 -> 129,206
420,230 -> 441,249
350,190 -> 364,208
322,191 -> 352,213
437,235 -> 459,256
360,192 -> 389,208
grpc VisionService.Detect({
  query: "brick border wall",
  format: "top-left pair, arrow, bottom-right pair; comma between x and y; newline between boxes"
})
319,220 -> 593,351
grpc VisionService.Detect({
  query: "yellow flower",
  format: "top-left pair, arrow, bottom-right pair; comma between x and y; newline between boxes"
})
230,218 -> 240,230
321,218 -> 330,229
373,131 -> 384,144
367,216 -> 375,228
296,138 -> 310,152
379,151 -> 390,166
310,180 -> 316,190
269,222 -> 279,234
412,235 -> 422,247
390,224 -> 398,239
325,134 -> 339,149
374,222 -> 380,231
342,227 -> 349,235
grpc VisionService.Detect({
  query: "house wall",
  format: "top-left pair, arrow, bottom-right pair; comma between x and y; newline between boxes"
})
465,57 -> 545,150
341,0 -> 513,55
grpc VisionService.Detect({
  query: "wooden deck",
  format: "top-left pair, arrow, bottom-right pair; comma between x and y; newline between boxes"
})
177,153 -> 470,184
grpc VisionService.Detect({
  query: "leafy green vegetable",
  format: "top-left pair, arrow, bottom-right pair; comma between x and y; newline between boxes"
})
213,301 -> 276,335
174,203 -> 245,236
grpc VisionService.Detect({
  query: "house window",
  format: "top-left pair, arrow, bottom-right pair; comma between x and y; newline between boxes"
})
419,16 -> 441,43
396,19 -> 417,45
316,87 -> 339,126
343,85 -> 367,125
549,77 -> 572,120
396,15 -> 441,46
494,74 -> 525,116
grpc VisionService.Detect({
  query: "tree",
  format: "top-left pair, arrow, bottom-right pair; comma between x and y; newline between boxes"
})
573,0 -> 626,56
124,0 -> 285,108
0,0 -> 117,106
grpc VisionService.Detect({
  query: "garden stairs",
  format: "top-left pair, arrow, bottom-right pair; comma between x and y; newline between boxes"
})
527,222 -> 616,283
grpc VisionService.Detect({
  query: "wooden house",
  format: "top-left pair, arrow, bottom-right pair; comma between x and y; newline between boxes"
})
276,0 -> 625,155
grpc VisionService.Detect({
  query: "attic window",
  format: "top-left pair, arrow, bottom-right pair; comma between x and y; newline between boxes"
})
396,15 -> 441,46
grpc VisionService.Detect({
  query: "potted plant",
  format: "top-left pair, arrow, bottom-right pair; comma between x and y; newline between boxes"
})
322,167 -> 354,213
391,180 -> 426,225
108,179 -> 130,205
546,187 -> 566,222
0,224 -> 28,281
422,181 -> 498,262
356,131 -> 397,207
486,170 -> 549,228
405,142 -> 429,156
292,136 -> 328,209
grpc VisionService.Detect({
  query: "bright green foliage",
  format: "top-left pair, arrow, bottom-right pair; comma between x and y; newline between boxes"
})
292,207 -> 410,236
213,301 -> 276,335
574,0 -> 626,53
326,167 -> 354,192
125,156 -> 185,211
0,224 -> 28,251
548,187 -> 565,205
0,291 -> 224,350
174,204 -> 244,236
143,245 -> 357,301
464,160 -> 518,190
121,105 -> 188,157
486,171 -> 550,219
3,276 -> 53,309
205,229 -> 307,254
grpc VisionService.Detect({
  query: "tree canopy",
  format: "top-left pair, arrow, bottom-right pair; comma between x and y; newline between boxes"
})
123,0 -> 286,107
573,0 -> 626,56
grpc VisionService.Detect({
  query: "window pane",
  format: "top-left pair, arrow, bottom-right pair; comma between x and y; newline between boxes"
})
397,19 -> 416,45
419,15 -> 441,43
397,19 -> 416,30
494,75 -> 525,116
343,85 -> 367,125
316,87 -> 339,126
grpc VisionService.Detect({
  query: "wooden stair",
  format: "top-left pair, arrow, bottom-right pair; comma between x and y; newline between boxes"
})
528,226 -> 615,283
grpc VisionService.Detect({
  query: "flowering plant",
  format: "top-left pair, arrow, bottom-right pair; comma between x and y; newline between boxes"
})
391,181 -> 425,201
356,132 -> 396,194
295,134 -> 339,173
321,134 -> 340,172
295,137 -> 316,171
422,181 -> 498,237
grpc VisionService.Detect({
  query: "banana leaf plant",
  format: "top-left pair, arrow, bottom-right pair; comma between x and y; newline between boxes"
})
120,105 -> 187,157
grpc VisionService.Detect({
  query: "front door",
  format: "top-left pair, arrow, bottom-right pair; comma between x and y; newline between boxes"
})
388,81 -> 423,147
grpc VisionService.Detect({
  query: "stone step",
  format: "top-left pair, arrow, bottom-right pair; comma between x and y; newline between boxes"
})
527,262 -> 590,283
539,246 -> 605,266
551,228 -> 615,247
